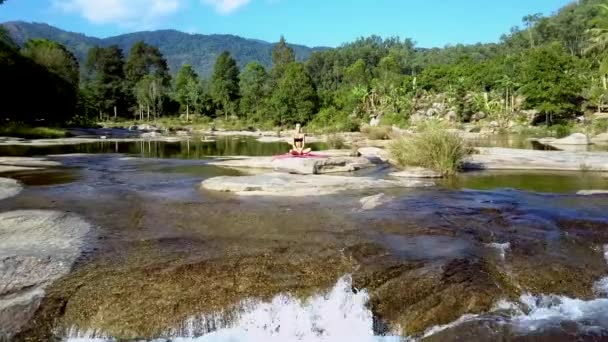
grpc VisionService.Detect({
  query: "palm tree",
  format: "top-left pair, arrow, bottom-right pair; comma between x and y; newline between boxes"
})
586,3 -> 608,54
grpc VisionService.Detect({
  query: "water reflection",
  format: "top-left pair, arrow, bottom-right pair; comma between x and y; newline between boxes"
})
0,138 -> 327,159
443,170 -> 608,193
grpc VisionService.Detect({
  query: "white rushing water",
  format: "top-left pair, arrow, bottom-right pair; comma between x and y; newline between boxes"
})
66,276 -> 400,342
65,244 -> 608,341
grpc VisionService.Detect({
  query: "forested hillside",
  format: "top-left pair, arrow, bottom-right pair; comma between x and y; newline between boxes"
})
1,21 -> 324,76
3,0 -> 608,132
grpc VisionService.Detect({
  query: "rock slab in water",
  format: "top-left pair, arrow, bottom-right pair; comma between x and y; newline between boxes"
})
390,167 -> 444,179
539,133 -> 590,146
577,190 -> 608,196
0,178 -> 22,200
465,148 -> 608,171
358,147 -> 390,163
273,156 -> 373,175
201,173 -> 434,196
0,210 -> 91,339
210,155 -> 374,175
0,157 -> 61,173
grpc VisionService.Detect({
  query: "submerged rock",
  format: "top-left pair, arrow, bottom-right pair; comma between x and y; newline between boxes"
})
0,178 -> 22,200
0,210 -> 90,339
358,193 -> 395,211
390,167 -> 444,179
0,157 -> 61,173
201,173 -> 433,196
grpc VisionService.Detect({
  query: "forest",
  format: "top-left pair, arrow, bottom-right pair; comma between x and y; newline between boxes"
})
2,0 -> 608,132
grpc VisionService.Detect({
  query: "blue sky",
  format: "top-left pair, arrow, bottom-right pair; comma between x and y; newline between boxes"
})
0,0 -> 572,48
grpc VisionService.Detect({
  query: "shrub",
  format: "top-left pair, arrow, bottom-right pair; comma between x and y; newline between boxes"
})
326,134 -> 346,149
389,128 -> 472,176
0,124 -> 69,139
361,125 -> 392,140
309,107 -> 361,133
593,119 -> 608,135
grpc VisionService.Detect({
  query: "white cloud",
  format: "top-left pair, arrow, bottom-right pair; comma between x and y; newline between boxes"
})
202,0 -> 251,14
54,0 -> 182,27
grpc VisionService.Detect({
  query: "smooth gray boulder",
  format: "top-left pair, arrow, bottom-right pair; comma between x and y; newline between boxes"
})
539,133 -> 590,146
0,210 -> 91,339
465,148 -> 608,171
358,147 -> 390,163
0,178 -> 22,200
390,167 -> 444,179
201,173 -> 433,196
209,155 -> 374,175
273,156 -> 373,175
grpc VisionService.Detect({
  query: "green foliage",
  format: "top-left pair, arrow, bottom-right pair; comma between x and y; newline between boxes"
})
269,62 -> 318,126
239,61 -> 269,121
325,134 -> 346,149
211,51 -> 240,119
271,36 -> 296,79
519,43 -> 584,121
135,74 -> 167,119
309,107 -> 360,133
125,41 -> 170,88
0,40 -> 77,124
21,39 -> 79,87
173,64 -> 200,115
2,22 -> 323,77
389,129 -> 472,175
360,125 -> 392,140
5,0 -> 608,131
593,118 -> 608,133
84,45 -> 129,117
0,124 -> 68,139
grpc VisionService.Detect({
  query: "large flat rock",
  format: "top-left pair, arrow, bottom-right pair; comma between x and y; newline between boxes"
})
201,173 -> 434,196
0,178 -> 22,200
538,133 -> 590,146
0,210 -> 91,339
465,148 -> 608,171
209,154 -> 375,175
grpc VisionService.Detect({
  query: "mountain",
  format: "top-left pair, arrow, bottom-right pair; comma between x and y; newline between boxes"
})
1,21 -> 328,76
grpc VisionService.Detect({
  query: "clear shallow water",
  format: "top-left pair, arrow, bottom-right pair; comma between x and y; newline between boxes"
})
2,141 -> 608,341
0,137 -> 327,158
472,134 -> 608,152
444,170 -> 608,193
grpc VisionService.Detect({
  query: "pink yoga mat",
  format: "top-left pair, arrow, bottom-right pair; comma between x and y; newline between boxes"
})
272,152 -> 328,160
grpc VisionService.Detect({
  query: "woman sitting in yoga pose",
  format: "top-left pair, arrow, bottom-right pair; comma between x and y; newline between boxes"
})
290,124 -> 311,156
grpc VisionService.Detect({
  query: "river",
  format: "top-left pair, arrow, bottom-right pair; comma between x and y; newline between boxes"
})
1,137 -> 608,341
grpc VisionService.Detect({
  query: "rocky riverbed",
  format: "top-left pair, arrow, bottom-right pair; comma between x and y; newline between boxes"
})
0,139 -> 608,341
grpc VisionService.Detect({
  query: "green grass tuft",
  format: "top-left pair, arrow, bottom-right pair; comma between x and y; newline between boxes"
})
0,124 -> 69,139
389,128 -> 472,176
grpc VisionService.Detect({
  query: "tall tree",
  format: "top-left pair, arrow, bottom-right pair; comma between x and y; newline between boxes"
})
125,41 -> 170,88
135,74 -> 167,121
211,51 -> 240,120
523,13 -> 543,48
85,45 -> 128,119
239,61 -> 269,120
173,64 -> 199,120
269,62 -> 318,126
271,36 -> 296,79
21,39 -> 79,87
519,43 -> 584,123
